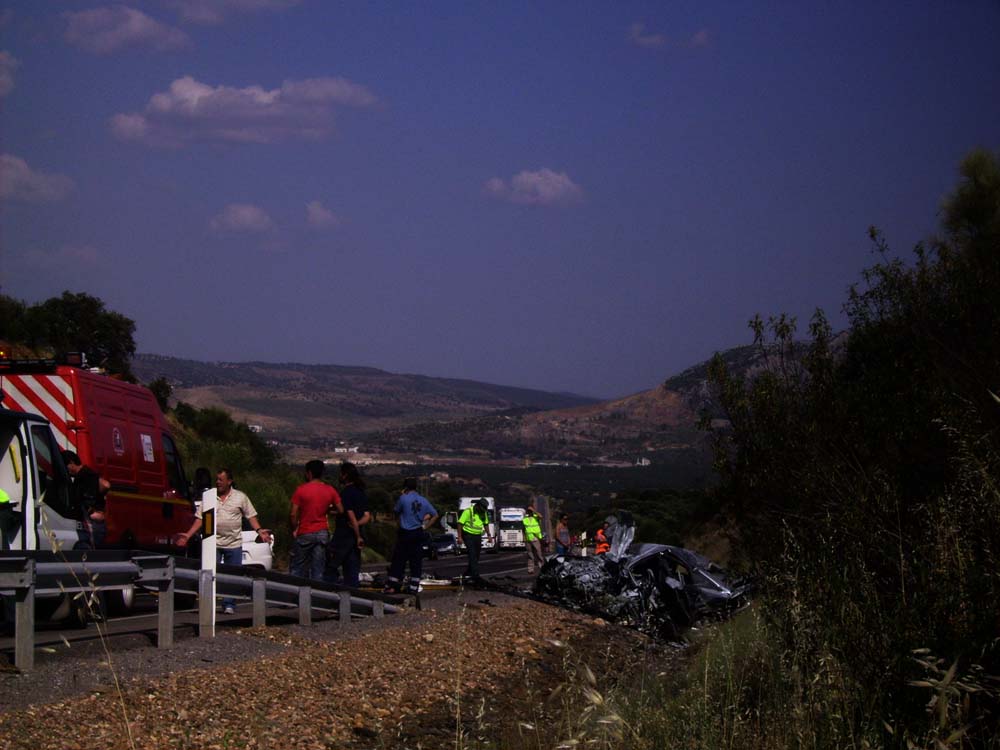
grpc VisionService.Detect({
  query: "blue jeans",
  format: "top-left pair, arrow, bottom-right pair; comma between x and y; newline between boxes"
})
218,546 -> 243,610
291,530 -> 329,580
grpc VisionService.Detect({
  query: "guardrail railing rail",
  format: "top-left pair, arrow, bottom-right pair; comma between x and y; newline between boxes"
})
0,550 -> 403,671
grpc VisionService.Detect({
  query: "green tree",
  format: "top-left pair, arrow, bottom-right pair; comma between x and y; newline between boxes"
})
12,291 -> 137,378
148,377 -> 172,412
708,149 -> 1000,745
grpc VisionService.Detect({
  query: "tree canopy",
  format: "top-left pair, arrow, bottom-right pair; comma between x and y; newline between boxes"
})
0,291 -> 137,380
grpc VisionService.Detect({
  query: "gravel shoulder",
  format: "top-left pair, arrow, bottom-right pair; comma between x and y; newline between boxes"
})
0,589 -> 681,749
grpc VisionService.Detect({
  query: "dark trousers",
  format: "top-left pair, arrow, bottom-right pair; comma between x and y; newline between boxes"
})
325,535 -> 362,588
387,528 -> 424,586
464,533 -> 483,579
74,517 -> 106,550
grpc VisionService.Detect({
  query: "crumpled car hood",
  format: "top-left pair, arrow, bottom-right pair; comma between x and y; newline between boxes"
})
533,517 -> 752,639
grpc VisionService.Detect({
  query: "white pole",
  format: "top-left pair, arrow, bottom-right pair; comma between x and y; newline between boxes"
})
199,488 -> 217,638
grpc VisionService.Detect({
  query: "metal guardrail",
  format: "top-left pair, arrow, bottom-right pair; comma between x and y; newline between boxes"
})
0,550 -> 403,671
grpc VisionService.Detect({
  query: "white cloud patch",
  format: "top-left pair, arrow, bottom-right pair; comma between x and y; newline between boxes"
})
484,168 -> 584,207
629,23 -> 711,50
629,22 -> 667,49
110,75 -> 378,146
0,51 -> 19,97
210,203 -> 274,233
63,6 -> 190,55
306,200 -> 339,228
168,0 -> 300,25
0,154 -> 75,202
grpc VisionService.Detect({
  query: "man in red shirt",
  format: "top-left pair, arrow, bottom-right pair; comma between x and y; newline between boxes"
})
289,460 -> 343,580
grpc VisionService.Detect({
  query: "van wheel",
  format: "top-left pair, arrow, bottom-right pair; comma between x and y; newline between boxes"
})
106,584 -> 136,615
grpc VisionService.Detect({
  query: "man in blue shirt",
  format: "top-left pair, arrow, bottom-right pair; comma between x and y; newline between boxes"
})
384,477 -> 438,594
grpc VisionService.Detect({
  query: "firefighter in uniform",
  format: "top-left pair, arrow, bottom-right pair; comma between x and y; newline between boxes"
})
456,498 -> 493,583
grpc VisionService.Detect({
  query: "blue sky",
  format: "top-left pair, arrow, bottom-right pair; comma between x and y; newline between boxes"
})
2,2 -> 998,399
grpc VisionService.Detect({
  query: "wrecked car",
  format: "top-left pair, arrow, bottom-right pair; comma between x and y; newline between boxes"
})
533,514 -> 752,639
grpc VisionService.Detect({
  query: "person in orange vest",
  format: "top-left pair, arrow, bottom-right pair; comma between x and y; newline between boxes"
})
594,520 -> 610,555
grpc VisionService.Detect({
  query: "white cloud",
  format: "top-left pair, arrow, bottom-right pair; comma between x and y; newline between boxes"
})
0,154 -> 75,202
63,6 -> 190,55
484,168 -> 584,207
629,22 -> 667,49
306,200 -> 339,229
629,23 -> 710,51
210,203 -> 274,233
0,51 -> 19,97
168,0 -> 300,25
111,75 -> 378,146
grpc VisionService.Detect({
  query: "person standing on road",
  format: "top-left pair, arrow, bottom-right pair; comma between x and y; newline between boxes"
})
174,469 -> 271,615
289,460 -> 343,580
325,461 -> 370,588
456,498 -> 493,583
61,450 -> 110,550
384,478 -> 438,594
554,513 -> 571,555
522,503 -> 544,574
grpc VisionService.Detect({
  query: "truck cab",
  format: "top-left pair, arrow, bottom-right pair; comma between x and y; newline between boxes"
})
498,506 -> 526,550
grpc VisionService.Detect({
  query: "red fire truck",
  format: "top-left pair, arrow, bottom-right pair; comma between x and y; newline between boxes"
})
0,356 -> 194,551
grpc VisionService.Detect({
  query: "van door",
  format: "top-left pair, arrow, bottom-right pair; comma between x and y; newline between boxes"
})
26,422 -> 77,552
0,414 -> 76,552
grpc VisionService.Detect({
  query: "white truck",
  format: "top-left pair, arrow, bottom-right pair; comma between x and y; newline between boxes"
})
497,506 -> 526,550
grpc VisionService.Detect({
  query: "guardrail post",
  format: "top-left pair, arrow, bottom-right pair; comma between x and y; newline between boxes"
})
372,599 -> 384,620
298,586 -> 311,626
4,558 -> 35,672
157,557 -> 175,649
252,578 -> 266,628
339,591 -> 351,627
198,569 -> 215,638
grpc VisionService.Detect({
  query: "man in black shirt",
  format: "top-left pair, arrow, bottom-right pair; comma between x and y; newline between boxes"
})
324,461 -> 371,588
61,450 -> 109,549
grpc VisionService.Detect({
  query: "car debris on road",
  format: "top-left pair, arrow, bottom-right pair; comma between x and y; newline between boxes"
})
532,512 -> 753,639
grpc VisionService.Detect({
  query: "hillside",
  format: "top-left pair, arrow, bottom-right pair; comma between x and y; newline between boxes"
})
131,354 -> 597,442
133,344 -> 773,465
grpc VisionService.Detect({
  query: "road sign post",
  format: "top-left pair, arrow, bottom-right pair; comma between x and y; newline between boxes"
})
198,488 -> 217,638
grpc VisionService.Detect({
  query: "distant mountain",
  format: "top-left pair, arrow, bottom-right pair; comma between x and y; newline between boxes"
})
133,343 -> 775,464
131,354 -> 598,441
369,342 -> 773,464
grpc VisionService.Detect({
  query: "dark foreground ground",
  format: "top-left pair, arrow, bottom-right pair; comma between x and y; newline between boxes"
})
0,586 -> 682,749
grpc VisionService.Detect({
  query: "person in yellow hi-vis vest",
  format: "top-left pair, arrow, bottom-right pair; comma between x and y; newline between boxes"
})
523,503 -> 544,574
456,498 -> 493,583
0,487 -> 15,551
